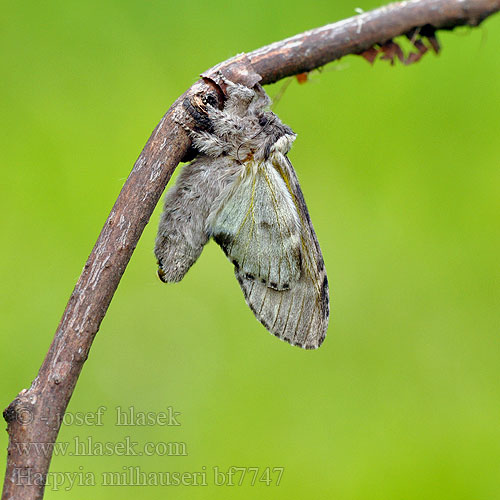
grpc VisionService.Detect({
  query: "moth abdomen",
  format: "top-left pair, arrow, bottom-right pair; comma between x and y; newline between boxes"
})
155,240 -> 202,283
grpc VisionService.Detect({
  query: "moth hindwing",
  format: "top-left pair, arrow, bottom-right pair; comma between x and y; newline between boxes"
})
155,79 -> 329,349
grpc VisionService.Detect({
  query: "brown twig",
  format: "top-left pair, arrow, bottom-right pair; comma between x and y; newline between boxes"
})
3,0 -> 499,498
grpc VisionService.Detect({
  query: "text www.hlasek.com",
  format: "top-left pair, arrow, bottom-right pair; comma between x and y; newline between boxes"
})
14,436 -> 187,458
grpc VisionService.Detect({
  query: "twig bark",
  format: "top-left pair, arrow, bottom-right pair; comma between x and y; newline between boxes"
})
3,0 -> 499,498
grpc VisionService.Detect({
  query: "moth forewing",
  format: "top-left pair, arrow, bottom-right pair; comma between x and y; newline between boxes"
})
208,159 -> 302,291
233,151 -> 329,349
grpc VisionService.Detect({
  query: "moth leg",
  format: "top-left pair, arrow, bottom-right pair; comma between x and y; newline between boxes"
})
189,129 -> 227,157
248,83 -> 272,114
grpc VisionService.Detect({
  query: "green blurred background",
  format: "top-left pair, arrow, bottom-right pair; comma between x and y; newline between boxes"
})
1,1 -> 499,498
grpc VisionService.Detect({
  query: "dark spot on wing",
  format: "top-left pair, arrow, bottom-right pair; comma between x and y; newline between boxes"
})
231,259 -> 239,270
317,257 -> 324,272
321,275 -> 329,318
245,273 -> 255,281
297,251 -> 303,271
259,318 -> 269,330
270,281 -> 278,289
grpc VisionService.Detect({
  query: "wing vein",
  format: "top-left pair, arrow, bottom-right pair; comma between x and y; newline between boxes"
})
293,295 -> 306,343
282,296 -> 295,337
271,292 -> 284,331
262,168 -> 296,276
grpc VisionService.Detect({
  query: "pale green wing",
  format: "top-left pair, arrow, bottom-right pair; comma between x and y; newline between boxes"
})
235,154 -> 329,349
208,161 -> 302,291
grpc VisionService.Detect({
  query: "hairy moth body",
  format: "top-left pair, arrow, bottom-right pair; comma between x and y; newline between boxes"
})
155,80 -> 329,349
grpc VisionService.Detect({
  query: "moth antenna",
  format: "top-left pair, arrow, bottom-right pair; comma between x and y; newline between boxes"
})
236,142 -> 246,162
236,125 -> 267,162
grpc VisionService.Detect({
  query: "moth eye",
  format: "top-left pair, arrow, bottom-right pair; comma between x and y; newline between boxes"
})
258,115 -> 268,127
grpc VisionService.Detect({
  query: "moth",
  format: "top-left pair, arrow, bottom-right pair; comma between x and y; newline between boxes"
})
155,78 -> 329,349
